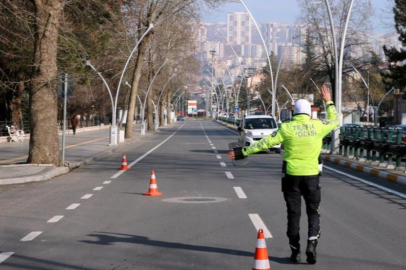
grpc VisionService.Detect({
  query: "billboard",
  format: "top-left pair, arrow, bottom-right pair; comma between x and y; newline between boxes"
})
188,100 -> 197,115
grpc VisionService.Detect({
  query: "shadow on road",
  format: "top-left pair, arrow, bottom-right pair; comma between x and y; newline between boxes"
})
2,253 -> 94,270
80,231 -> 254,257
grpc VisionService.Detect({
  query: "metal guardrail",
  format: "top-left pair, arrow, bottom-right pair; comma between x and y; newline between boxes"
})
322,126 -> 406,169
217,117 -> 241,127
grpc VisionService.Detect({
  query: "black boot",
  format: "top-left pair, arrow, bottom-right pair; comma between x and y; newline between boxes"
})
306,239 -> 318,264
289,240 -> 301,263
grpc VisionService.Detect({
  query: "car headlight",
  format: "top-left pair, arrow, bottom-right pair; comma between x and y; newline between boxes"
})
245,131 -> 253,136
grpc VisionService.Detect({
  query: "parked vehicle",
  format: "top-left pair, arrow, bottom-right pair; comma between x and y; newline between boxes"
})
177,115 -> 185,121
238,115 -> 281,153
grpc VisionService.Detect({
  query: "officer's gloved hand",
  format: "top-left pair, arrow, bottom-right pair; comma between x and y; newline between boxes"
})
233,147 -> 245,160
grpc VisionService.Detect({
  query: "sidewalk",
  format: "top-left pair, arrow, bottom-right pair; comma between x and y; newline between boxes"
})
0,123 -> 168,185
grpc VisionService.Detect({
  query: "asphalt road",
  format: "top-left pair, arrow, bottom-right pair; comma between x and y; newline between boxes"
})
0,120 -> 405,269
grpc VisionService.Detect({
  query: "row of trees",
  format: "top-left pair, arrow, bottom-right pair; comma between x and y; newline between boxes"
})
0,0 -> 229,166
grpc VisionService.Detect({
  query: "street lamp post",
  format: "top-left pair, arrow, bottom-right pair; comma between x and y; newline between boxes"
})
314,0 -> 355,152
86,62 -> 117,146
375,87 -> 396,126
351,65 -> 375,123
209,49 -> 216,118
86,24 -> 153,146
281,85 -> 295,104
217,31 -> 244,111
310,78 -> 327,119
238,0 -> 276,116
140,61 -> 166,135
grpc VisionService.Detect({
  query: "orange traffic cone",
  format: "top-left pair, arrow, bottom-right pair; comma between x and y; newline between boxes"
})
252,229 -> 271,270
143,170 -> 163,196
119,153 -> 130,170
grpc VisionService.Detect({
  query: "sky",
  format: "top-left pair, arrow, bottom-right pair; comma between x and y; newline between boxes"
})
203,0 -> 393,34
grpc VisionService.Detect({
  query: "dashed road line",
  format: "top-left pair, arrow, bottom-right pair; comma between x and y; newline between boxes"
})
94,187 -> 103,191
220,162 -> 227,167
66,203 -> 80,210
81,194 -> 93,199
212,146 -> 216,149
234,187 -> 247,199
21,231 -> 42,242
249,214 -> 273,239
216,155 -> 222,159
225,172 -> 234,179
47,215 -> 64,223
111,123 -> 186,179
103,181 -> 111,184
0,252 -> 14,264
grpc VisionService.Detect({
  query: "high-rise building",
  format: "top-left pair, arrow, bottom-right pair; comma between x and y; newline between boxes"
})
227,12 -> 252,45
278,43 -> 304,68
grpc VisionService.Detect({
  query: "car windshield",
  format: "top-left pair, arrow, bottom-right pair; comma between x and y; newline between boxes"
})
244,118 -> 277,129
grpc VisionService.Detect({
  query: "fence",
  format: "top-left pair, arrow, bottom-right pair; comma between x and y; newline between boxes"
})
323,126 -> 406,169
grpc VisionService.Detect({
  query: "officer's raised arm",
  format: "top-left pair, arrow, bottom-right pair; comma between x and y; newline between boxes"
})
320,85 -> 339,137
228,130 -> 285,160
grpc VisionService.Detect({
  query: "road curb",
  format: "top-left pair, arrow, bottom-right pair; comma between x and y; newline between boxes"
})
0,165 -> 69,185
322,155 -> 406,187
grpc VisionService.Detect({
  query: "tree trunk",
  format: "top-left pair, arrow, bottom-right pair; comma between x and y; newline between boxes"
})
28,0 -> 63,166
125,37 -> 149,139
10,79 -> 24,130
167,93 -> 172,124
159,98 -> 165,126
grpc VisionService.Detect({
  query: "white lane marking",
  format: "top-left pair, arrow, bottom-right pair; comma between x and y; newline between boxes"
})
81,194 -> 93,199
249,214 -> 273,239
111,123 -> 186,179
220,162 -> 227,167
210,143 -> 213,146
66,203 -> 80,210
94,187 -> 103,191
225,172 -> 234,179
103,181 -> 111,184
324,166 -> 406,199
47,215 -> 64,223
212,146 -> 216,149
21,231 -> 42,242
0,252 -> 14,264
216,155 -> 222,159
234,187 -> 247,199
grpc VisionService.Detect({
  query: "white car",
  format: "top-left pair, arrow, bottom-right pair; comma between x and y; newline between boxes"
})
238,115 -> 281,153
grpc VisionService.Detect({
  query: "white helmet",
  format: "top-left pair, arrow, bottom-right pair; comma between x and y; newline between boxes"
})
294,99 -> 311,116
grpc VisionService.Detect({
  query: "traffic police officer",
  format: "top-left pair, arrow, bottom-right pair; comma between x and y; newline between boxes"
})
228,85 -> 338,264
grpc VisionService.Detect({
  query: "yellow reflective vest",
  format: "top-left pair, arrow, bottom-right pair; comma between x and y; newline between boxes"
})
242,101 -> 339,176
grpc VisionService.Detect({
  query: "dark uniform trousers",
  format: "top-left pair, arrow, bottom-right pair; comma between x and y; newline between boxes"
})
282,174 -> 321,243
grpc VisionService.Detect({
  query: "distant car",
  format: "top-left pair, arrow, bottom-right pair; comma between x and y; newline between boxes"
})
238,115 -> 281,153
177,115 -> 185,121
